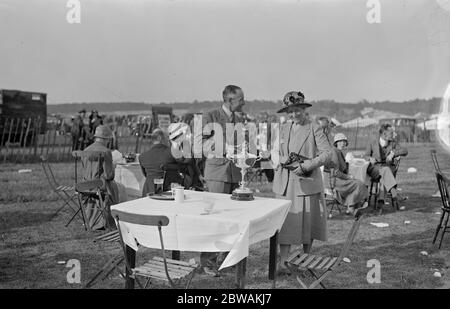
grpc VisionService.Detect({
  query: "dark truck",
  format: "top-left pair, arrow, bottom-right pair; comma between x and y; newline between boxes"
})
0,89 -> 47,146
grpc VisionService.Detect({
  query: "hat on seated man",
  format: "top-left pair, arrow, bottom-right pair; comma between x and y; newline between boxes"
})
94,124 -> 112,139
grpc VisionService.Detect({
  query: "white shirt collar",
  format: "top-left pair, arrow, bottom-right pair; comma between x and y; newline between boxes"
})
379,137 -> 388,147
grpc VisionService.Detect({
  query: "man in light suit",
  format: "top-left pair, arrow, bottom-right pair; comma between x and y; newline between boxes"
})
364,123 -> 408,203
193,85 -> 246,275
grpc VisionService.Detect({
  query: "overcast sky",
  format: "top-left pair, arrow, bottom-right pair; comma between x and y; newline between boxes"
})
0,0 -> 449,104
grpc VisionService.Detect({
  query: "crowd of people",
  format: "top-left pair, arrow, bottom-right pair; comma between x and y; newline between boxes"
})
70,109 -> 104,151
78,84 -> 409,277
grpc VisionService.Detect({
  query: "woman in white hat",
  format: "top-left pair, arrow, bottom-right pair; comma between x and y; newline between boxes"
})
326,133 -> 368,213
272,91 -> 332,274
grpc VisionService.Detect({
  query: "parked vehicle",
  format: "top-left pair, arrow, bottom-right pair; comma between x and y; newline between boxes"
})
0,89 -> 47,146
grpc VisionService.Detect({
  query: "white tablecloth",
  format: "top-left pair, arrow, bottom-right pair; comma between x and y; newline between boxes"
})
114,163 -> 145,200
348,159 -> 370,184
110,190 -> 291,270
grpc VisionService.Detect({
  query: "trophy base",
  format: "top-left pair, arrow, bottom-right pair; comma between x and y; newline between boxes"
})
231,188 -> 254,201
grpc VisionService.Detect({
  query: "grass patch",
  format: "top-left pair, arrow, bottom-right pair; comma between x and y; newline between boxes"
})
1,143 -> 450,288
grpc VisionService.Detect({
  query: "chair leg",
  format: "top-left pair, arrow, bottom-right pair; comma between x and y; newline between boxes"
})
433,212 -> 445,244
184,268 -> 198,289
284,264 -> 308,289
295,275 -> 309,289
65,208 -> 81,227
75,194 -> 89,231
61,191 -> 78,210
52,191 -> 78,218
144,278 -> 151,289
52,199 -> 71,218
134,276 -> 144,289
438,212 -> 450,249
308,269 -> 326,289
309,270 -> 333,289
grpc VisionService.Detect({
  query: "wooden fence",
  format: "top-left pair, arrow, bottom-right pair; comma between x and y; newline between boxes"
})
0,116 -> 157,163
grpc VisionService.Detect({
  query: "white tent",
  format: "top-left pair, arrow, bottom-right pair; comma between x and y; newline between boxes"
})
416,118 -> 438,130
340,117 -> 378,128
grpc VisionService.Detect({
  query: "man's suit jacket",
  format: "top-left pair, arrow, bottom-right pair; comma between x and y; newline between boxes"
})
364,138 -> 408,164
195,106 -> 242,183
272,120 -> 332,196
82,141 -> 115,182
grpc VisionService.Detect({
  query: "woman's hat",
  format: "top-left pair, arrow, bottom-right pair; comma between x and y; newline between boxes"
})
277,91 -> 312,113
333,133 -> 348,146
94,125 -> 113,139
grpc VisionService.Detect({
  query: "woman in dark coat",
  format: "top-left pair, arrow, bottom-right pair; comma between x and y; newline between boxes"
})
326,133 -> 368,213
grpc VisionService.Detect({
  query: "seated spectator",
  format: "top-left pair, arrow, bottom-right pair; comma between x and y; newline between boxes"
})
364,123 -> 408,204
325,133 -> 368,213
168,122 -> 204,190
139,128 -> 183,196
82,125 -> 120,230
316,116 -> 335,145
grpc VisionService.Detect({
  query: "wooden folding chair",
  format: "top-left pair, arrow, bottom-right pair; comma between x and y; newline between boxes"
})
84,229 -> 125,288
285,210 -> 365,289
40,155 -> 78,218
74,179 -> 112,232
433,172 -> 450,249
70,150 -> 110,231
112,210 -> 199,289
431,150 -> 442,173
323,168 -> 344,218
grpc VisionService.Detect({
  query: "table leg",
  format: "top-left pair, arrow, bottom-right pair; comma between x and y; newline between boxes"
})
269,231 -> 278,283
125,245 -> 135,289
235,258 -> 247,289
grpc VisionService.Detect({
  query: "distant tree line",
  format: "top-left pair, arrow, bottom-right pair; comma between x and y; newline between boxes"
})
48,97 -> 442,122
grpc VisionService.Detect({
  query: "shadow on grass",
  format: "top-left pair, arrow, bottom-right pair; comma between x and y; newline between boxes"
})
0,210 -> 55,231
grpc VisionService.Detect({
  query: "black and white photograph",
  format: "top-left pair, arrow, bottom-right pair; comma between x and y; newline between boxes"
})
1,0 -> 450,292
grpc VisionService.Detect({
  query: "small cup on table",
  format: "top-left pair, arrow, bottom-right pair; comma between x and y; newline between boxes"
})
174,188 -> 185,203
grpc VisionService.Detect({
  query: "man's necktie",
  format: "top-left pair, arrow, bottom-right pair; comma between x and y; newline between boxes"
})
230,112 -> 236,124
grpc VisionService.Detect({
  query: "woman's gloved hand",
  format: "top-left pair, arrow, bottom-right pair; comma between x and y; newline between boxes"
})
293,163 -> 313,177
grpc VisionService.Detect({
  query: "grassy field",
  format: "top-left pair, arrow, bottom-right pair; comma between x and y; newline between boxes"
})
1,143 -> 450,289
